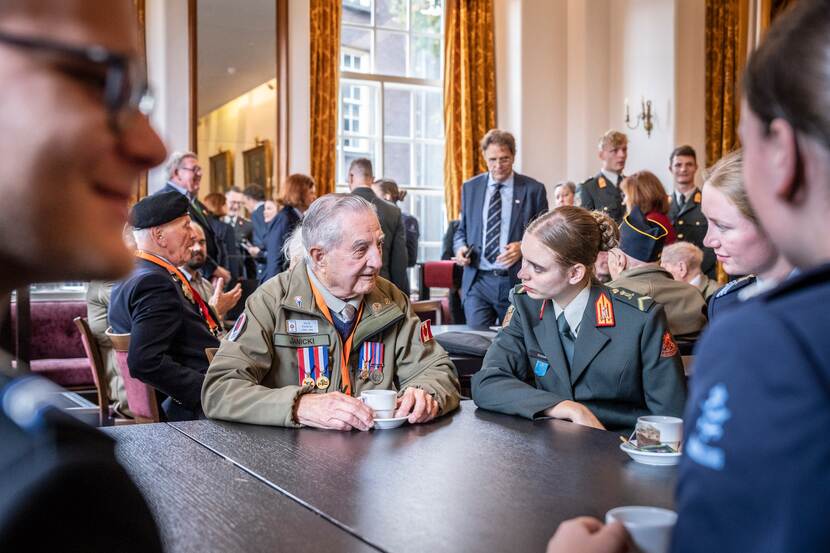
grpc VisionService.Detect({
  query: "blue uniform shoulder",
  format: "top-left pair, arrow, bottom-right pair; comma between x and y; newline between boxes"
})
713,275 -> 755,299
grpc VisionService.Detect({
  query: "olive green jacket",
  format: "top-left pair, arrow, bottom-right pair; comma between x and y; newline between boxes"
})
695,274 -> 721,301
202,263 -> 460,426
472,284 -> 686,432
86,280 -> 131,417
608,265 -> 707,339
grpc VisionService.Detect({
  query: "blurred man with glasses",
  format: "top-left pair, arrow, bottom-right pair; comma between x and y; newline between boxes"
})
160,150 -> 232,284
0,2 -> 167,550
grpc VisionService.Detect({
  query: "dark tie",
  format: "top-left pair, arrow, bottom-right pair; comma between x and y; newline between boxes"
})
676,193 -> 687,210
484,183 -> 503,264
557,313 -> 575,369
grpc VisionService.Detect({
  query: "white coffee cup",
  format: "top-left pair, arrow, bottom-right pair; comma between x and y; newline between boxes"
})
360,389 -> 397,419
635,416 -> 683,449
606,506 -> 677,553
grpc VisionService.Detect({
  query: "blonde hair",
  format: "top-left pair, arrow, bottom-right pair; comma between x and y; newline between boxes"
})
598,130 -> 628,151
525,206 -> 619,271
703,149 -> 758,225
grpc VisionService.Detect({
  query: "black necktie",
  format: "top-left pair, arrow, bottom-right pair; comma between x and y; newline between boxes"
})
557,313 -> 575,369
484,183 -> 503,264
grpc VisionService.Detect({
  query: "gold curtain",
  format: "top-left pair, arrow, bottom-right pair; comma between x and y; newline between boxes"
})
705,0 -> 745,166
309,0 -> 341,196
443,0 -> 496,221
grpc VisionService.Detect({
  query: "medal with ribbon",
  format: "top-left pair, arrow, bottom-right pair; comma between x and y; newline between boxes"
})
358,341 -> 385,385
134,250 -> 221,337
296,345 -> 330,389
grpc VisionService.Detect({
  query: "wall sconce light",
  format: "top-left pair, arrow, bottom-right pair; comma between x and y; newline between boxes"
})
625,97 -> 654,138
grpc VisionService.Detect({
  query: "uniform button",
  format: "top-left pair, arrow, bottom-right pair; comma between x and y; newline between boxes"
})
679,220 -> 684,225
678,233 -> 684,239
695,221 -> 701,226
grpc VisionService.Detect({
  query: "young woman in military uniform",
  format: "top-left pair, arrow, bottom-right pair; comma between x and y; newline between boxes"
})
472,206 -> 686,432
700,149 -> 793,320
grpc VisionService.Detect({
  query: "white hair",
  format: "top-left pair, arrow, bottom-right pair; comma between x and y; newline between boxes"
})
661,241 -> 703,270
165,151 -> 197,179
301,194 -> 376,260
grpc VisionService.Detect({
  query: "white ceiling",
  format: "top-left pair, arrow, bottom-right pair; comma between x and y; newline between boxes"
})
197,0 -> 276,117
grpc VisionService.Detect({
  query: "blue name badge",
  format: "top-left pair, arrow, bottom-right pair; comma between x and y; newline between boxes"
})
534,360 -> 549,377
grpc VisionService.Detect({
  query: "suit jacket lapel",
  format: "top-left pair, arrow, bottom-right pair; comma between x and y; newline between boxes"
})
508,174 -> 527,242
570,286 -> 611,385
531,300 -> 573,399
470,174 -> 488,250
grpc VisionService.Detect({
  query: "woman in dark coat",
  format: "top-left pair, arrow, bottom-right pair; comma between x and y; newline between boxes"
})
261,174 -> 317,283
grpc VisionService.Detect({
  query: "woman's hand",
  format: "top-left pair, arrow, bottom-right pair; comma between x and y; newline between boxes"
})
545,401 -> 606,430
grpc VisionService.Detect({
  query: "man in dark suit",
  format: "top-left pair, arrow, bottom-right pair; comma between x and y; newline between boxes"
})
223,186 -> 256,279
243,183 -> 268,280
0,2 -> 166,549
158,151 -> 231,284
453,129 -> 549,328
109,192 -> 220,421
577,130 -> 628,223
348,158 -> 410,293
667,145 -> 716,278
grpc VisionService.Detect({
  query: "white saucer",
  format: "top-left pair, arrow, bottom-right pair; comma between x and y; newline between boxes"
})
620,440 -> 682,466
373,415 -> 408,430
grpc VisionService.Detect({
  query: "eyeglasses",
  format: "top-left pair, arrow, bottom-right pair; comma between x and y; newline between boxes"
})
179,166 -> 203,176
0,30 -> 154,133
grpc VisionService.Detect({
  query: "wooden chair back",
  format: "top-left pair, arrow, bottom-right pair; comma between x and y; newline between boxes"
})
105,328 -> 161,424
73,317 -> 109,426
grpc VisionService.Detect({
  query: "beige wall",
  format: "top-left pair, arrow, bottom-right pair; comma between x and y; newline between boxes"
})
146,0 -> 191,194
494,0 -> 706,198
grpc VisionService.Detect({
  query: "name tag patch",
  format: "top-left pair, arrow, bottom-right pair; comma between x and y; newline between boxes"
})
287,319 -> 319,334
273,333 -> 330,348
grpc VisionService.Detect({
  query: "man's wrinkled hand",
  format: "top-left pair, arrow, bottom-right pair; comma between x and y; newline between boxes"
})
296,392 -> 374,431
394,388 -> 439,424
210,280 -> 242,320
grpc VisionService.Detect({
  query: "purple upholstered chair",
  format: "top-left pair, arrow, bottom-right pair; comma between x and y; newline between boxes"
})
12,300 -> 94,389
105,329 -> 161,424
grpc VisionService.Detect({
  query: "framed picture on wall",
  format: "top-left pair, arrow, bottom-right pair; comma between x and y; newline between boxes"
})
209,150 -> 234,193
243,139 -> 273,196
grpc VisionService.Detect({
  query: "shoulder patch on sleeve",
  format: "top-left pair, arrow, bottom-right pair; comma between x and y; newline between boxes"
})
227,313 -> 247,342
607,286 -> 655,312
714,275 -> 754,299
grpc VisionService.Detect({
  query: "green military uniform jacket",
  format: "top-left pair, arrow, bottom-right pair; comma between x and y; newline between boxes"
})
577,173 -> 625,223
471,284 -> 686,432
695,274 -> 720,301
608,265 -> 707,339
201,262 -> 460,427
668,188 -> 716,278
85,280 -> 132,417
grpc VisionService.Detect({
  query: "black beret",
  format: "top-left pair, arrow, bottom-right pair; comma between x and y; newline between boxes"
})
130,191 -> 190,230
619,207 -> 669,262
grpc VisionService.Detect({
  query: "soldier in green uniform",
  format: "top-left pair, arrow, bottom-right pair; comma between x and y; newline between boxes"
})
202,194 -> 460,429
472,206 -> 686,432
667,145 -> 717,278
607,207 -> 708,340
577,130 -> 628,223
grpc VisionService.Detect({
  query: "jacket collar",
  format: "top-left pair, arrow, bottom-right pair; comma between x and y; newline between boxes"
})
617,264 -> 672,281
279,262 -> 405,346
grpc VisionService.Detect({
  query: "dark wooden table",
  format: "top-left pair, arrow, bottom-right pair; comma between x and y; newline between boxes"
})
168,401 -> 676,553
103,424 -> 378,553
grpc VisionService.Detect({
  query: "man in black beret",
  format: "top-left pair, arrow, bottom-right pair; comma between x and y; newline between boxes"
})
108,191 -> 220,421
607,207 -> 707,339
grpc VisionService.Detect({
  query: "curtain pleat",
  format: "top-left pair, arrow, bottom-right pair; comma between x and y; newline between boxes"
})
443,0 -> 496,222
309,0 -> 341,196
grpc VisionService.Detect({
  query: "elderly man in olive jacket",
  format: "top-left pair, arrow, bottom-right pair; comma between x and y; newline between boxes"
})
202,194 -> 459,429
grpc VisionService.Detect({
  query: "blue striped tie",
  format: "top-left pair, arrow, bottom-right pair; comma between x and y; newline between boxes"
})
484,183 -> 503,264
